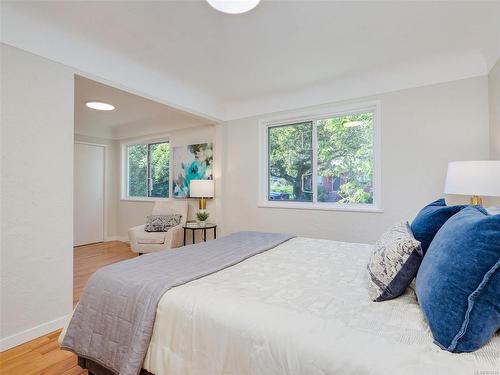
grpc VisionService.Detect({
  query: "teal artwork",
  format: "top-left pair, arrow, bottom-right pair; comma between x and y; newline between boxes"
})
173,143 -> 213,198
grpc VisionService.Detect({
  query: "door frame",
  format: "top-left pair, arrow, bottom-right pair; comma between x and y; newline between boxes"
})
74,141 -> 108,245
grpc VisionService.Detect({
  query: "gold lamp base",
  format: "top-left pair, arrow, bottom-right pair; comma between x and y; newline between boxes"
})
198,197 -> 207,210
470,195 -> 483,206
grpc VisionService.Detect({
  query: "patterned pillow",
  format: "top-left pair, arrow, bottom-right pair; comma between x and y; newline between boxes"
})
144,214 -> 182,232
367,222 -> 423,302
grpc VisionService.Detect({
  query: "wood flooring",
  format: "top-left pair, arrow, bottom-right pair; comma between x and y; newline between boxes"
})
0,241 -> 137,375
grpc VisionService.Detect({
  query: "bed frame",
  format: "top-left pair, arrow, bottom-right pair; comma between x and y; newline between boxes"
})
78,356 -> 154,375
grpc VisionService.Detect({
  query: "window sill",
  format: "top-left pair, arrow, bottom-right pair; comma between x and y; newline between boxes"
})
258,201 -> 383,213
120,197 -> 173,203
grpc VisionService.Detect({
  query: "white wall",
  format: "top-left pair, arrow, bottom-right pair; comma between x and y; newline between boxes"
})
488,60 -> 500,207
0,45 -> 74,349
116,125 -> 217,241
489,60 -> 500,159
220,76 -> 490,243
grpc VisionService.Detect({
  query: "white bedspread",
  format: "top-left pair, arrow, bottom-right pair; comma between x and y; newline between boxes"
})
143,237 -> 500,375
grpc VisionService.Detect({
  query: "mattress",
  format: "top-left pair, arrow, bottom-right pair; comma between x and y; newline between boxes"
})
142,237 -> 500,375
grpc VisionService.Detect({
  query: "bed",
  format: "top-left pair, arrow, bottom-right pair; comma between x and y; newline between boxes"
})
61,236 -> 499,375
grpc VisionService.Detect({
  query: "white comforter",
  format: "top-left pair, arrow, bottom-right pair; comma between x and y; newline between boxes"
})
143,237 -> 500,375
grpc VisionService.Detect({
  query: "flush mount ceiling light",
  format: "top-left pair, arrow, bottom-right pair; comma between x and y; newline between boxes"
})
206,0 -> 261,14
85,101 -> 115,111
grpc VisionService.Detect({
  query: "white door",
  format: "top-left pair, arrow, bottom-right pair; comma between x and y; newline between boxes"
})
74,143 -> 105,246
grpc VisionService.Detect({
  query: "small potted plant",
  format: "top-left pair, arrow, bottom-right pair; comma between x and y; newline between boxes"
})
196,211 -> 209,227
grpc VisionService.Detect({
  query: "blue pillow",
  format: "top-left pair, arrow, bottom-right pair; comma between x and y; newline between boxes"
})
410,198 -> 465,253
416,206 -> 500,352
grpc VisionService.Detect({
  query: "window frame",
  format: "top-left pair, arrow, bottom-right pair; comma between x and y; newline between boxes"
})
121,136 -> 171,202
258,101 -> 382,212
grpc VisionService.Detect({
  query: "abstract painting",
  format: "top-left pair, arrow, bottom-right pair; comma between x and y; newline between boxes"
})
172,143 -> 213,198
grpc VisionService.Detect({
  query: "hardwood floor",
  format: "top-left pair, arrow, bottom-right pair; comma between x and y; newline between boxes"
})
0,241 -> 137,375
73,241 -> 137,306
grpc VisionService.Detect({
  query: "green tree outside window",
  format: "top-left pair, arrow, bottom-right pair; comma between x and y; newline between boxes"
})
268,111 -> 374,204
127,142 -> 169,198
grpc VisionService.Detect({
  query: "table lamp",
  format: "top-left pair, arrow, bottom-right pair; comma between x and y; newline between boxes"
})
190,179 -> 214,210
444,160 -> 500,205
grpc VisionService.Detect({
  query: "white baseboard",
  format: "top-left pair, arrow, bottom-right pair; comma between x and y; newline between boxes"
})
105,236 -> 129,243
0,314 -> 70,352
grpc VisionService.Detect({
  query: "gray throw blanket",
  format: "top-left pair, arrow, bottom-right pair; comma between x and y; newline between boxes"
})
61,231 -> 293,375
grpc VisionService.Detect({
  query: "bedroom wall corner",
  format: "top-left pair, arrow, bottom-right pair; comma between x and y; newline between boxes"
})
489,59 -> 500,159
488,59 -> 500,207
0,44 -> 74,350
214,122 -> 227,237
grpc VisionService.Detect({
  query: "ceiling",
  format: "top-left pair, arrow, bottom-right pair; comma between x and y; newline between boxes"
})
75,75 -> 210,139
2,1 -> 499,120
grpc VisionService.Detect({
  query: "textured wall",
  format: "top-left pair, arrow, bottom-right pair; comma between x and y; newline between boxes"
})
1,45 -> 74,347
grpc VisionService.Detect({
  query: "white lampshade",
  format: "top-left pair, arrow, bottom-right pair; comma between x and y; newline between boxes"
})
190,179 -> 215,198
444,161 -> 500,197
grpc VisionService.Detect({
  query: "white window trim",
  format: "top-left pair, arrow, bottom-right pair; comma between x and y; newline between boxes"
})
258,101 -> 382,213
120,135 -> 172,202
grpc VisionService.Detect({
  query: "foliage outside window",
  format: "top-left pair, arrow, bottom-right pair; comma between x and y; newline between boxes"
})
268,122 -> 313,202
267,110 -> 375,206
127,141 -> 169,198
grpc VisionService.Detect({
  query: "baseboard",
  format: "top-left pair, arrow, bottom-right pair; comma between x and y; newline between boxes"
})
0,314 -> 70,352
104,236 -> 129,243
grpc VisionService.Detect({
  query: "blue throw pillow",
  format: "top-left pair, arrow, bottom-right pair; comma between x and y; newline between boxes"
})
416,206 -> 500,352
410,198 -> 465,253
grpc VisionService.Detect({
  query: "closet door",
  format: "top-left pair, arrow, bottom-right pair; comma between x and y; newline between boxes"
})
74,143 -> 105,246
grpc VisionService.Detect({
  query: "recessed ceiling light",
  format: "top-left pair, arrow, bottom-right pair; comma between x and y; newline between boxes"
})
85,101 -> 115,111
206,0 -> 261,14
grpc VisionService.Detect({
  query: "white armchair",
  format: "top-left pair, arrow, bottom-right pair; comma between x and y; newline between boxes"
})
128,200 -> 188,254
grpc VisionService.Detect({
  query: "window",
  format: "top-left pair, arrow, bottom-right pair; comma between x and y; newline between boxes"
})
268,122 -> 313,202
261,104 -> 380,211
126,141 -> 170,199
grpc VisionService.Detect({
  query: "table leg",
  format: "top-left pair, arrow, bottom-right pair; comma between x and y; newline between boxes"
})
214,227 -> 217,239
203,228 -> 207,242
192,230 -> 195,245
183,229 -> 186,246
